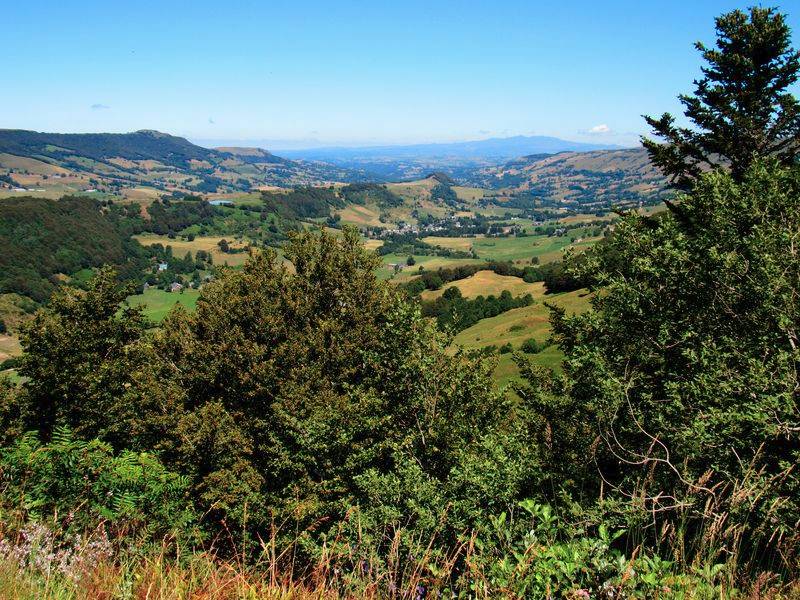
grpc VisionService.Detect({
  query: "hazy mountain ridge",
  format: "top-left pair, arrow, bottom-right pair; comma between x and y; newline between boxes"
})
469,146 -> 670,206
278,135 -> 623,161
274,135 -> 625,181
0,129 -> 371,196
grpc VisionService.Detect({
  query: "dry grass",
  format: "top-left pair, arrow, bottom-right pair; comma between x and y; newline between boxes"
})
134,234 -> 253,267
420,271 -> 544,301
336,205 -> 384,227
420,236 -> 476,251
0,334 -> 21,362
362,239 -> 384,251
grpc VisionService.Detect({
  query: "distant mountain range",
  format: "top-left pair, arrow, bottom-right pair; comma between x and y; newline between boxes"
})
0,129 -> 666,207
276,135 -> 624,162
0,129 -> 370,198
267,135 -> 625,180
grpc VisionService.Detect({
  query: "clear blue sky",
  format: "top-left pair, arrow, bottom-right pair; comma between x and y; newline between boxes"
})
3,0 -> 800,148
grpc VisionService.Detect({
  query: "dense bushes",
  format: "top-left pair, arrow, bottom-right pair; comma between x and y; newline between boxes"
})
144,198 -> 218,235
340,182 -> 403,207
261,186 -> 345,219
0,428 -> 195,543
5,229 -> 524,561
536,162 -> 800,575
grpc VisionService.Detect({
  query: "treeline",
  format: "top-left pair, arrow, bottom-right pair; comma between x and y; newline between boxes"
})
261,186 -> 345,220
143,197 -> 218,235
340,183 -> 403,208
0,196 -> 144,302
421,286 -> 534,332
403,259 -> 587,295
377,232 -> 473,258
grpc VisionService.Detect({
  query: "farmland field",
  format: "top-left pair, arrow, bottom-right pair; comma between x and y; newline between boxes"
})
363,239 -> 384,251
423,232 -> 602,264
133,234 -> 253,267
126,288 -> 201,322
420,271 -> 544,300
452,287 -> 592,385
378,254 -> 484,281
337,204 -> 385,227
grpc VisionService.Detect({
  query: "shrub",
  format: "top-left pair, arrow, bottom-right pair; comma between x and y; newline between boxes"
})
0,428 -> 196,542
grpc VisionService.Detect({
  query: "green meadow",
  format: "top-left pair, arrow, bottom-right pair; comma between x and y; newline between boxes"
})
452,287 -> 593,385
423,230 -> 602,264
126,288 -> 201,322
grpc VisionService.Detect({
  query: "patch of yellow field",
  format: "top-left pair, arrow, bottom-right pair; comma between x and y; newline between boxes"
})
0,334 -> 21,362
363,239 -> 384,251
107,157 -> 139,169
123,187 -> 163,202
337,204 -> 384,227
421,236 -> 477,251
0,153 -> 71,176
421,271 -> 544,301
189,159 -> 213,170
134,234 -> 254,267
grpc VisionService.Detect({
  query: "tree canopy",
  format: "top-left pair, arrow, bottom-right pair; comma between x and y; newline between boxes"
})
643,7 -> 800,188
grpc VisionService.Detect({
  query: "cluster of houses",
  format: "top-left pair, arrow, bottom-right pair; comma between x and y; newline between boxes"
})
368,214 -> 465,239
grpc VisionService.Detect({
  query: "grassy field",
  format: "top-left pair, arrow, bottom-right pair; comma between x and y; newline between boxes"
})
421,236 -> 476,251
452,288 -> 593,386
337,204 -> 385,227
423,232 -> 602,264
134,234 -> 253,267
363,239 -> 384,251
206,191 -> 264,206
452,185 -> 487,202
126,288 -> 201,322
378,254 -> 484,281
0,334 -> 21,362
421,271 -> 545,300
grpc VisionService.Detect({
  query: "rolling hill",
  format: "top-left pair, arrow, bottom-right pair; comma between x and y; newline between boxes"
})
468,147 -> 670,208
0,129 -> 370,199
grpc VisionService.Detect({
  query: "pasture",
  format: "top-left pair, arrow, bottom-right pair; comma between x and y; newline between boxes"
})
420,271 -> 545,301
126,288 -> 201,323
452,287 -> 592,384
133,234 -> 253,267
452,185 -> 487,202
337,204 -> 385,227
423,232 -> 602,264
378,254 -> 483,281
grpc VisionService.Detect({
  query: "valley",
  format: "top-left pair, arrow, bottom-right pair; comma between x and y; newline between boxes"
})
0,129 -> 666,387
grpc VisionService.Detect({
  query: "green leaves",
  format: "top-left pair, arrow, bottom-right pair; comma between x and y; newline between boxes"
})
0,428 -> 196,544
643,7 -> 800,188
548,162 -> 800,575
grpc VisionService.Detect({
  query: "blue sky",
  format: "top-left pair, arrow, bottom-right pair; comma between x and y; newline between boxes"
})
3,0 -> 800,148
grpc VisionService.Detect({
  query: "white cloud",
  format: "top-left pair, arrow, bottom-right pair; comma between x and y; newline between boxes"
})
90,103 -> 110,110
587,124 -> 611,134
